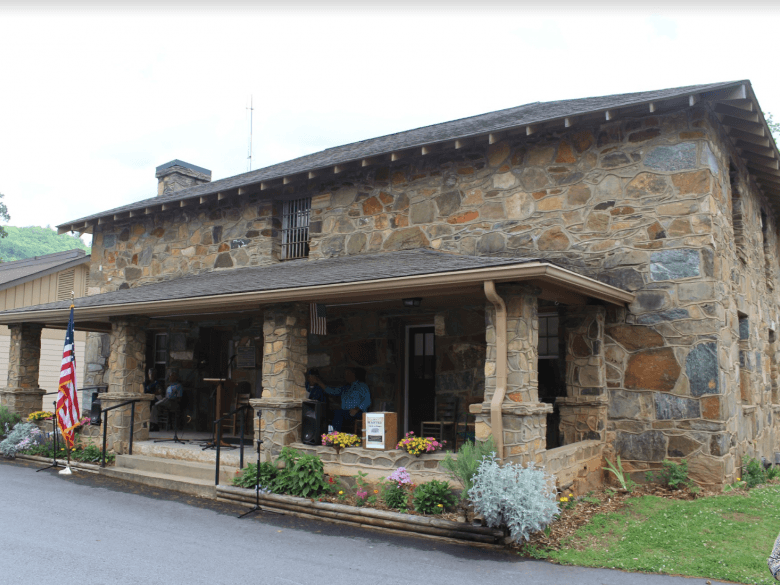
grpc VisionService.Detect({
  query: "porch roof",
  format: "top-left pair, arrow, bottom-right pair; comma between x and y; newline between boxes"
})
0,250 -> 634,328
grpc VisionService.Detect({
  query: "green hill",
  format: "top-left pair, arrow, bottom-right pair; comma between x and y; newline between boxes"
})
0,226 -> 90,262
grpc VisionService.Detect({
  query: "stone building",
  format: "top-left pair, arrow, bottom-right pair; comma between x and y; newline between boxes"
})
1,79 -> 778,490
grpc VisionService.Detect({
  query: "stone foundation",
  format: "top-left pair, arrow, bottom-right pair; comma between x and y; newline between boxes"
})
1,323 -> 45,417
100,393 -> 153,454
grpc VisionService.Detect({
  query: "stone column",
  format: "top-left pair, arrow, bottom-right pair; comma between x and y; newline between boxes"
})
0,323 -> 45,418
474,284 -> 551,463
558,305 -> 607,445
249,304 -> 308,459
101,317 -> 152,454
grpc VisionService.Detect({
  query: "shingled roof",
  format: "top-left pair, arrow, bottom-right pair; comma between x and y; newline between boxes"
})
59,80 -> 773,233
0,250 -> 634,324
0,249 -> 89,289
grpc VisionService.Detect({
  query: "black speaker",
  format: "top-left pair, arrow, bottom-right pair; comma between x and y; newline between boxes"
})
90,392 -> 102,426
301,400 -> 325,445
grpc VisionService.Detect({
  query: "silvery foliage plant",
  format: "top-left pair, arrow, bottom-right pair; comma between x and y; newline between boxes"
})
0,422 -> 42,458
468,454 -> 559,542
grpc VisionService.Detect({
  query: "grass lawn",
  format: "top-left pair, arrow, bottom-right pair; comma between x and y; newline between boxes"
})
547,484 -> 779,584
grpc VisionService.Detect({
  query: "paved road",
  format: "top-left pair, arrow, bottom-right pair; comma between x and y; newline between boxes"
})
1,459 -> 726,585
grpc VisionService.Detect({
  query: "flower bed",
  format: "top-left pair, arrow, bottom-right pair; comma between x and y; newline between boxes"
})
216,485 -> 503,544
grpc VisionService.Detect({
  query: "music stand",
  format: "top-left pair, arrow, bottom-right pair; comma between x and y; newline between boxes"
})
154,398 -> 185,444
201,378 -> 233,450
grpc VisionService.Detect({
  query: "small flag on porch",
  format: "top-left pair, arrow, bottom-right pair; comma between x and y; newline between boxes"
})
310,302 -> 327,335
56,306 -> 81,449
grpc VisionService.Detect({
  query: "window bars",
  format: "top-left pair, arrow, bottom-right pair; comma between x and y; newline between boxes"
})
281,197 -> 311,260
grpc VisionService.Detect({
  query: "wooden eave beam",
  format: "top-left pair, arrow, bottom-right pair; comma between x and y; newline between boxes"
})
689,94 -> 700,106
741,151 -> 779,170
391,150 -> 413,162
735,140 -> 776,158
488,132 -> 505,144
728,128 -> 772,148
714,102 -> 760,122
719,114 -> 765,136
704,84 -> 747,102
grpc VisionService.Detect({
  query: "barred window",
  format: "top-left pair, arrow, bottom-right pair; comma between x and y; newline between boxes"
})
281,197 -> 311,260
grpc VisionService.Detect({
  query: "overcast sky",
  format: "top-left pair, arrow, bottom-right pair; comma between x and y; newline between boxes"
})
1,3 -> 779,245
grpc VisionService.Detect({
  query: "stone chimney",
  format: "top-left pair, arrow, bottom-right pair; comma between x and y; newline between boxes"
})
155,160 -> 212,197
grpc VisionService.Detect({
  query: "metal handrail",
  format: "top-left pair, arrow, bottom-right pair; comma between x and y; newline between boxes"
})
213,404 -> 252,485
100,399 -> 142,468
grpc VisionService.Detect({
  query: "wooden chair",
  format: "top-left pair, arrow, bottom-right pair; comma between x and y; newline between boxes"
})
420,396 -> 458,445
455,399 -> 479,450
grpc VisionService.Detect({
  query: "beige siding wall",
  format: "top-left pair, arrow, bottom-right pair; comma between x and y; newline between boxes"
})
0,264 -> 89,310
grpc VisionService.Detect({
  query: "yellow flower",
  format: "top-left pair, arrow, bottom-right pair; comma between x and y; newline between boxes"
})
338,491 -> 343,495
737,477 -> 741,481
437,504 -> 443,508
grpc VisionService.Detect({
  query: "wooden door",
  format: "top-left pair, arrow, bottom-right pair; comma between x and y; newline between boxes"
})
406,326 -> 436,435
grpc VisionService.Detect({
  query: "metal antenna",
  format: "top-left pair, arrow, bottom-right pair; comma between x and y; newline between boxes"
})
246,95 -> 254,172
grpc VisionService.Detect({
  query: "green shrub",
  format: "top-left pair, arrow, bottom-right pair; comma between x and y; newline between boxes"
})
413,480 -> 457,514
646,459 -> 692,490
742,456 -> 772,488
233,462 -> 278,489
381,484 -> 409,510
270,447 -> 331,498
0,422 -> 41,458
0,405 -> 21,439
440,437 -> 496,499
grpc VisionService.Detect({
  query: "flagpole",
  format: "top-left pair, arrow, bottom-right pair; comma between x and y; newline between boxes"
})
58,293 -> 77,475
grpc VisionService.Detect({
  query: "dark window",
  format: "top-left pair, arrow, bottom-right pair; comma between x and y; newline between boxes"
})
281,197 -> 311,260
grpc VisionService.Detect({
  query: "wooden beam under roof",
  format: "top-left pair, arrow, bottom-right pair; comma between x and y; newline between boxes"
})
719,114 -> 765,136
735,140 -> 776,158
704,83 -> 747,102
741,150 -> 779,170
728,128 -> 773,148
714,102 -> 760,122
488,132 -> 505,144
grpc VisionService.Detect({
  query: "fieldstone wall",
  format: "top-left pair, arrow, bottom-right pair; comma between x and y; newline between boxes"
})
477,285 -> 551,463
103,317 -> 150,453
88,198 -> 277,294
558,306 -> 607,445
254,303 -> 308,457
84,101 -> 780,485
0,323 -> 45,417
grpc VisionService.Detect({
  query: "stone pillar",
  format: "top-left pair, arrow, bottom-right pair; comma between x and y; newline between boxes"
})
0,323 -> 45,418
101,317 -> 151,454
558,305 -> 607,445
474,284 -> 551,463
250,304 -> 308,459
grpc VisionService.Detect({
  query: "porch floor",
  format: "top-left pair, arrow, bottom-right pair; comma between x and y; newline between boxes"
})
132,431 -> 254,468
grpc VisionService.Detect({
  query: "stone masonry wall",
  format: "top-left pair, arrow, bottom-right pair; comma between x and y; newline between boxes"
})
705,113 -> 780,480
254,303 -> 308,457
0,323 -> 44,417
87,103 -> 780,485
103,317 -> 150,453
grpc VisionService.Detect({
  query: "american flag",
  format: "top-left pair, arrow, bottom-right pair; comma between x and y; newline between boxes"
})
309,302 -> 327,335
56,306 -> 81,449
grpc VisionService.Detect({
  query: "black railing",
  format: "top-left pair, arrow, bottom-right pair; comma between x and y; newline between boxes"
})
213,404 -> 252,486
100,399 -> 142,468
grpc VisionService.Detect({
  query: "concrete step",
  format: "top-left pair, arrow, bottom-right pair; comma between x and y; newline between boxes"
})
102,466 -> 216,499
115,454 -> 239,485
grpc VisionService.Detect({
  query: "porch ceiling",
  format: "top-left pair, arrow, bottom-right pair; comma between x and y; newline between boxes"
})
0,250 -> 634,328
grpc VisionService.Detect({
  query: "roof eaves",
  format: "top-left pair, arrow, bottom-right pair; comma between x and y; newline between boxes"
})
57,80 -> 749,232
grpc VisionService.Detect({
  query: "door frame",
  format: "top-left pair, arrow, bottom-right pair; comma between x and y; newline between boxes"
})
403,322 -> 435,434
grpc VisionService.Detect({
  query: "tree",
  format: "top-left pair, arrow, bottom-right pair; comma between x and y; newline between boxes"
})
766,112 -> 780,147
0,194 -> 9,239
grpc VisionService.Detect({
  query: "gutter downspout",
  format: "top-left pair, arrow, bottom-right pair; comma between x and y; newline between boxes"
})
484,280 -> 506,461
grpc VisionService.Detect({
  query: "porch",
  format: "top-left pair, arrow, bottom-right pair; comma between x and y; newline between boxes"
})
0,250 -> 633,492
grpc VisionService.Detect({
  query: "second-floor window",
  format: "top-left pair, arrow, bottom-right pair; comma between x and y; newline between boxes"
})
281,197 -> 311,260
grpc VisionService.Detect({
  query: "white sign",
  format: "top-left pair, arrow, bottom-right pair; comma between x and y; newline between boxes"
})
365,413 -> 385,449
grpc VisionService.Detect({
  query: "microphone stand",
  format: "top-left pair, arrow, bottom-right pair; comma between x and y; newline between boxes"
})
238,409 -> 277,518
37,398 -> 63,472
